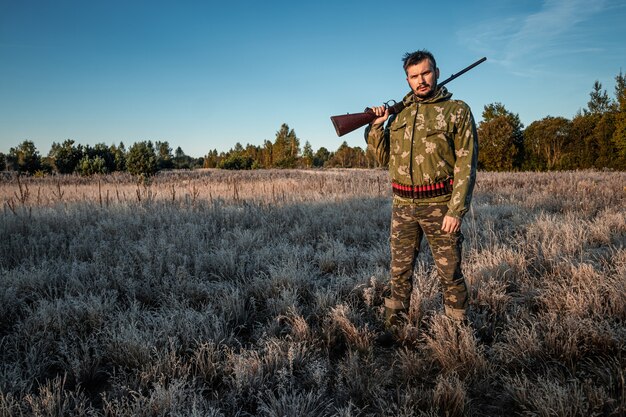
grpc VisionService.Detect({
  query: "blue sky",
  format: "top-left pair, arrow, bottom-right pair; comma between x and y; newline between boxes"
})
1,0 -> 625,157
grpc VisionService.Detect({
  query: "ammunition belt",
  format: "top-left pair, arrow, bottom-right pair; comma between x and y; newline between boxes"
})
392,178 -> 454,199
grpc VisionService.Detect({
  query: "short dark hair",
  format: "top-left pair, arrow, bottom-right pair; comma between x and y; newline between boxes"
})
402,50 -> 437,73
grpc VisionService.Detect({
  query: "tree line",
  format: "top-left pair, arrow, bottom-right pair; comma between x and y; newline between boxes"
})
478,71 -> 626,171
0,124 -> 377,177
0,140 -> 205,177
203,124 -> 377,170
2,71 -> 625,175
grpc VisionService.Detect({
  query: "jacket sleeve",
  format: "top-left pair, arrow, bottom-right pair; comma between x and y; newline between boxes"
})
447,107 -> 478,219
364,120 -> 391,167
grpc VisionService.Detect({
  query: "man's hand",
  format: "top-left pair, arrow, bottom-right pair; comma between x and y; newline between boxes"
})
370,105 -> 389,125
441,215 -> 461,234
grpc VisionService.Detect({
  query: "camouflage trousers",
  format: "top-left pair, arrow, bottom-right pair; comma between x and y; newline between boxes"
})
385,203 -> 468,318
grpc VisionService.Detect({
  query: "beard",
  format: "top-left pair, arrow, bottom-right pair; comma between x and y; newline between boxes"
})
414,83 -> 437,99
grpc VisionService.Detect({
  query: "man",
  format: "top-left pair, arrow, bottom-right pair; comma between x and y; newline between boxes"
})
366,50 -> 478,329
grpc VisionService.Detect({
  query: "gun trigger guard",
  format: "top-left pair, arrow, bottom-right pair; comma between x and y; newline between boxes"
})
383,99 -> 397,109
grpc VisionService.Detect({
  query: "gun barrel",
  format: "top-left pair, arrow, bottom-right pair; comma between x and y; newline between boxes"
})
439,56 -> 486,87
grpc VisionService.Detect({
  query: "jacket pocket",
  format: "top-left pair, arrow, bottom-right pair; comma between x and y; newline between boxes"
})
425,122 -> 454,151
389,120 -> 408,155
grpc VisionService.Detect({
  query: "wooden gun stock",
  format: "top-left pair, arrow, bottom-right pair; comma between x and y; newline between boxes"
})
330,101 -> 405,137
330,57 -> 486,137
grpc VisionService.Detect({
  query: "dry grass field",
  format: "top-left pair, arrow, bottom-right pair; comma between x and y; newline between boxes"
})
1,169 -> 625,416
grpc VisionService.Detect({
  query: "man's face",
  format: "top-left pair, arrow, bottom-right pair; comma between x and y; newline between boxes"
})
406,59 -> 439,98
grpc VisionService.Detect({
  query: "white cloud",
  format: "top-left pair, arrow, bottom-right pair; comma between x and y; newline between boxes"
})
459,0 -> 610,73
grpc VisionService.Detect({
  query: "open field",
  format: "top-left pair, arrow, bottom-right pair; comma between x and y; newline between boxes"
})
1,169 -> 625,416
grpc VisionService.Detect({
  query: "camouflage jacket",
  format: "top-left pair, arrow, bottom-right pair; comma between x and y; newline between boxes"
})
366,87 -> 478,219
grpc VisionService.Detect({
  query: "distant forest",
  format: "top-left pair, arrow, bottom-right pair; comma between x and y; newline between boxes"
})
2,71 -> 625,176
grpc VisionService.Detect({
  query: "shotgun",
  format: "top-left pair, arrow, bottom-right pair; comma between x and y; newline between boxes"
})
330,57 -> 486,137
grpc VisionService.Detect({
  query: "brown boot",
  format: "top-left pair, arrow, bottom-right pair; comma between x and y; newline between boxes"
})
444,305 -> 467,321
384,307 -> 404,329
384,298 -> 409,329
375,299 -> 408,347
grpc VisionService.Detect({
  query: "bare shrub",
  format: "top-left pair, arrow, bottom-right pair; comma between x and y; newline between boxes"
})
424,315 -> 487,379
538,258 -> 626,320
492,319 -> 544,368
313,286 -> 342,315
223,347 -> 266,401
190,341 -> 222,386
336,350 -> 387,408
315,237 -> 355,275
101,377 -> 216,417
432,372 -> 467,417
578,356 -> 626,412
540,313 -> 622,366
279,308 -> 312,342
503,373 -> 611,417
104,331 -> 151,375
360,273 -> 387,309
370,385 -> 434,417
257,388 -> 332,417
0,391 -> 23,417
393,347 -> 436,384
472,276 -> 512,317
23,374 -> 93,417
327,304 -> 374,353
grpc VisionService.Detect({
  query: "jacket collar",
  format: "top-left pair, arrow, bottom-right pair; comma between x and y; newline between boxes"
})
402,86 -> 452,106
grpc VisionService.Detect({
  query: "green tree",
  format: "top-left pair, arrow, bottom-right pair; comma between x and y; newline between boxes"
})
273,123 -> 299,168
569,79 -> 620,169
48,139 -> 83,173
478,116 -> 518,171
156,141 -> 174,170
76,155 -> 107,176
313,147 -> 331,167
586,80 -> 612,115
302,141 -> 314,168
82,143 -> 116,173
9,140 -> 41,174
218,154 -> 253,170
126,141 -> 158,177
232,142 -> 244,155
111,142 -> 127,172
0,152 -> 6,171
203,149 -> 219,168
173,146 -> 194,169
612,71 -> 626,167
614,70 -> 626,110
262,140 -> 273,167
592,112 -> 617,168
481,103 -> 524,168
243,144 -> 263,168
326,141 -> 350,167
326,142 -> 367,168
523,116 -> 571,170
192,157 -> 205,168
564,113 -> 599,169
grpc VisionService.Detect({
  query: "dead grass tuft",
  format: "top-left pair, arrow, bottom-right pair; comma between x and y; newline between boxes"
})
503,372 -> 614,417
327,304 -> 374,353
433,372 -> 467,417
424,315 -> 487,379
